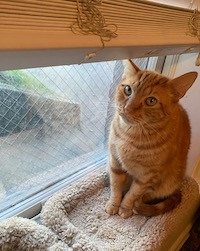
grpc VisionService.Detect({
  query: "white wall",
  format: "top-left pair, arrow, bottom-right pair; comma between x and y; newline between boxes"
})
148,0 -> 200,9
173,53 -> 200,175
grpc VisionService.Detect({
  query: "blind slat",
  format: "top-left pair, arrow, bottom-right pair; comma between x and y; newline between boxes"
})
0,0 -> 199,53
0,0 -> 194,31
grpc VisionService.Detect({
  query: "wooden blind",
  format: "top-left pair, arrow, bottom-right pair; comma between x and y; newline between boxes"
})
0,0 -> 199,48
0,0 -> 200,69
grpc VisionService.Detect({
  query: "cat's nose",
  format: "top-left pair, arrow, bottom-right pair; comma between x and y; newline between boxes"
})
124,105 -> 132,113
124,102 -> 141,113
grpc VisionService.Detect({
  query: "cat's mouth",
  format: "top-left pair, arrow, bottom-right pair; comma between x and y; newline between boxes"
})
119,111 -> 142,125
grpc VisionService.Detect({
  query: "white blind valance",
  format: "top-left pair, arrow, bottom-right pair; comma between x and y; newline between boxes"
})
0,0 -> 200,69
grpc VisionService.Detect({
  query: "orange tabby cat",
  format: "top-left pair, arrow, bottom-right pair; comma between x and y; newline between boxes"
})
105,60 -> 197,218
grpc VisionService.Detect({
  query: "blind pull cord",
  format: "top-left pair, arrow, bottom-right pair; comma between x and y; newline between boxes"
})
70,0 -> 118,63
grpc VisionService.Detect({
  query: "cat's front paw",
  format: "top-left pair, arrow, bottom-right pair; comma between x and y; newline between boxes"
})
105,200 -> 119,215
118,206 -> 133,219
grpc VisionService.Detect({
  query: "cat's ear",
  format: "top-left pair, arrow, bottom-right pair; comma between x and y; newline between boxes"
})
122,59 -> 140,80
170,72 -> 198,100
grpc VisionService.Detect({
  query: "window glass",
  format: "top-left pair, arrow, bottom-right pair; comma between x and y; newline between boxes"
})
0,58 -> 149,217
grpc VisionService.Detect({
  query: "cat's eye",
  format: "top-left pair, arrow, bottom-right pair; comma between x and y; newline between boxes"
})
124,85 -> 132,96
145,97 -> 157,106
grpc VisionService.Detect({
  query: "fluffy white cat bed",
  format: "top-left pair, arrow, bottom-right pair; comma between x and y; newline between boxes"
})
0,217 -> 71,251
41,169 -> 200,251
0,169 -> 199,251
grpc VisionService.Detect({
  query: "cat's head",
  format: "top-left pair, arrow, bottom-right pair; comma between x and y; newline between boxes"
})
115,59 -> 197,125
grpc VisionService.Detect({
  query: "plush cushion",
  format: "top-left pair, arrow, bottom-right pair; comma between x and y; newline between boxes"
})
41,168 -> 200,251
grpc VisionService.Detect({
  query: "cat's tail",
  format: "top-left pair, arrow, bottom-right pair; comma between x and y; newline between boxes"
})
133,190 -> 182,217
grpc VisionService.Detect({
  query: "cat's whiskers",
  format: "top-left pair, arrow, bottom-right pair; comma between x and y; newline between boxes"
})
132,121 -> 143,147
142,120 -> 166,142
139,122 -> 153,148
138,123 -> 142,148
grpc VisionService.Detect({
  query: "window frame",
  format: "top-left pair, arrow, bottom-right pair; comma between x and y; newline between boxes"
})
0,56 -> 166,220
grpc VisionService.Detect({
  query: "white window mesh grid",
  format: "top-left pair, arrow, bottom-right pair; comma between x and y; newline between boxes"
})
0,58 -> 148,214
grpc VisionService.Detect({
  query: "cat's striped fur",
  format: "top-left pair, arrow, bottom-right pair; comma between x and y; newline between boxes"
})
105,60 -> 197,218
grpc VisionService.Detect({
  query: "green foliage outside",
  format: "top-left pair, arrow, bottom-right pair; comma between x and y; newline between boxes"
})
0,70 -> 57,98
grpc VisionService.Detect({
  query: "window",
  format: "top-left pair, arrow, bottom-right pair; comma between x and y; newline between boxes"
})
0,0 -> 199,222
0,52 -> 200,220
0,57 -> 155,219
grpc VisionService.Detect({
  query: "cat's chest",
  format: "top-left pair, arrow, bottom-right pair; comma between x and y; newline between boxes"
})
111,132 -> 164,171
114,139 -> 148,177
115,137 -> 142,161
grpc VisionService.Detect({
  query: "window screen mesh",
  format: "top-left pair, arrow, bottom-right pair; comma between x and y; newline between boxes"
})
0,59 -> 148,215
